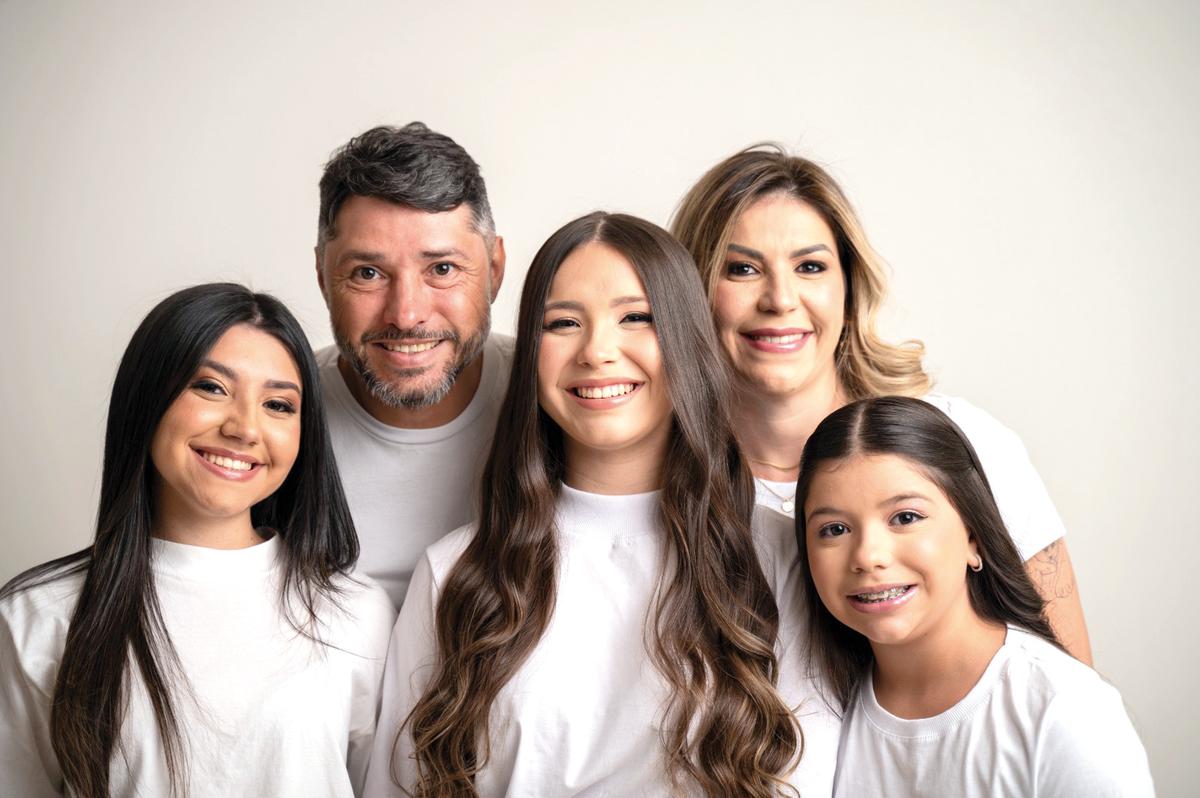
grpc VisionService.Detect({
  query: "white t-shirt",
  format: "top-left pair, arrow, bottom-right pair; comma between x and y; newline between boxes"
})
755,393 -> 1067,561
0,536 -> 397,798
363,489 -> 840,797
834,627 -> 1154,797
318,334 -> 515,608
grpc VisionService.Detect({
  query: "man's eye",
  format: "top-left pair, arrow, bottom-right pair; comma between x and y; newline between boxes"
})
353,266 -> 381,280
818,522 -> 850,538
891,511 -> 925,526
431,262 -> 456,277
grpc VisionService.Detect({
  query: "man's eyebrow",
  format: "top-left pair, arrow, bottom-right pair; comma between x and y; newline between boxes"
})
421,247 -> 469,260
337,249 -> 385,264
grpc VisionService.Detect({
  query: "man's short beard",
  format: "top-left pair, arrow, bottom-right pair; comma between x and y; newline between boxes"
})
336,314 -> 490,410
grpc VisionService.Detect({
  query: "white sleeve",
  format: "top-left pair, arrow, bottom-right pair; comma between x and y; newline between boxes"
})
1036,685 -> 1156,797
931,395 -> 1067,560
361,553 -> 441,798
345,584 -> 401,797
0,600 -> 64,797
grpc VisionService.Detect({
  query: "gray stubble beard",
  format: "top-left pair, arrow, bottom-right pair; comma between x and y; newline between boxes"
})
336,311 -> 490,410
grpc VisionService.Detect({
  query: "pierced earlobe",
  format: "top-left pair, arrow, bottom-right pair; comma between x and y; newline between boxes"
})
969,554 -> 984,573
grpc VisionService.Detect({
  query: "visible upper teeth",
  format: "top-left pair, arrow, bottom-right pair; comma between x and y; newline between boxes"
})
382,341 -> 439,353
202,452 -> 253,471
855,586 -> 910,602
751,334 -> 804,343
575,383 -> 636,399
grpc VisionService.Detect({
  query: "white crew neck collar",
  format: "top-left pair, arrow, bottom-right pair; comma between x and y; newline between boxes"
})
556,484 -> 661,538
151,533 -> 281,581
859,626 -> 1016,737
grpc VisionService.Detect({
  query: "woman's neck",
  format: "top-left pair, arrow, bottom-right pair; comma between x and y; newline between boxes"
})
151,500 -> 265,549
870,606 -> 1007,720
563,435 -> 666,495
735,377 -> 846,482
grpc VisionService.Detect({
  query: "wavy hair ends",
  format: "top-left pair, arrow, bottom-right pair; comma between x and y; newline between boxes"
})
671,144 -> 931,401
1,282 -> 358,797
793,396 -> 1062,712
404,212 -> 801,796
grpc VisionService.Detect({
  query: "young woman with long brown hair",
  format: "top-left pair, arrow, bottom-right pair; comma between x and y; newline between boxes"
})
364,213 -> 839,796
672,146 -> 1093,663
794,396 -> 1152,796
0,283 -> 395,797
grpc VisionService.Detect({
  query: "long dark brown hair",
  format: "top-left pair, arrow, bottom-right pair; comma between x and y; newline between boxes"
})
793,396 -> 1061,712
0,283 -> 358,797
402,212 -> 801,795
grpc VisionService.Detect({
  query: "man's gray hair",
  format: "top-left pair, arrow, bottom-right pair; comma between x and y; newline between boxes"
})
317,122 -> 495,250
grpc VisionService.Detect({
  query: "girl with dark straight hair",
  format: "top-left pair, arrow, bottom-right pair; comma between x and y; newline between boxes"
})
794,396 -> 1152,797
364,212 -> 840,797
0,283 -> 396,797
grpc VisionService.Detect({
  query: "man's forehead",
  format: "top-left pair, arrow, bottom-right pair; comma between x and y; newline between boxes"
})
329,196 -> 485,249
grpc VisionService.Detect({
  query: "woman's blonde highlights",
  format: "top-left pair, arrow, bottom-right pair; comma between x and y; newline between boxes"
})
671,144 -> 931,400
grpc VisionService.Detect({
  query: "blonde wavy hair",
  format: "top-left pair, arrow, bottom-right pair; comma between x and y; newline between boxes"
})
671,144 -> 931,400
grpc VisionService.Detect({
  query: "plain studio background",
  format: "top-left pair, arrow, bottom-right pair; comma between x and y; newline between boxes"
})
2,0 -> 1195,793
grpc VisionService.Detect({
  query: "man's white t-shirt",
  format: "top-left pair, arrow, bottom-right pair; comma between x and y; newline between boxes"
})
317,334 -> 515,608
834,627 -> 1155,797
0,536 -> 397,797
363,489 -> 841,797
755,393 -> 1067,561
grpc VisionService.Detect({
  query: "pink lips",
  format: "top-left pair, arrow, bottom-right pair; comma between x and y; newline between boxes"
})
191,447 -> 263,482
740,327 -> 812,354
847,584 -> 917,614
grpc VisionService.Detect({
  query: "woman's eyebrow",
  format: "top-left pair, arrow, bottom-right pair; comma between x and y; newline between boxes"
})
200,359 -> 300,393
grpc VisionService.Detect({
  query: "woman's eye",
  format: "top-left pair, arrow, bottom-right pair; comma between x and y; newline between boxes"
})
352,266 -> 381,281
797,260 -> 826,275
891,511 -> 925,526
725,261 -> 758,278
264,399 -> 297,415
192,379 -> 226,396
542,317 -> 579,332
431,262 -> 456,277
818,522 -> 850,539
622,312 -> 653,325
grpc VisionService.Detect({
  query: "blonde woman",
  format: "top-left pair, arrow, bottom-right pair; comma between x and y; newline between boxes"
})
672,146 -> 1091,663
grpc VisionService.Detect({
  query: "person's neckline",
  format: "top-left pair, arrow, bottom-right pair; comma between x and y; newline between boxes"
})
150,532 -> 281,580
556,483 -> 661,538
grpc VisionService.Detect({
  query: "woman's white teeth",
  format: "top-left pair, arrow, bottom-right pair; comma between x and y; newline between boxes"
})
202,452 -> 253,471
382,340 -> 439,353
575,383 -> 636,399
751,333 -> 804,343
855,586 -> 911,602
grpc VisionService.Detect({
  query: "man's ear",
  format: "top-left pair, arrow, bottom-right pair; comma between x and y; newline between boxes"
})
488,235 -> 506,302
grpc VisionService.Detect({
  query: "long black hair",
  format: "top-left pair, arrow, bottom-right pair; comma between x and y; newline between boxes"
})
0,282 -> 358,797
793,396 -> 1061,713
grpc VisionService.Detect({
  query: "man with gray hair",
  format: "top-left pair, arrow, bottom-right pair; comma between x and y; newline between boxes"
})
314,123 -> 512,608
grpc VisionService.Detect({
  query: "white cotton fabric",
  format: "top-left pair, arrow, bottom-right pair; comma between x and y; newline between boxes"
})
834,627 -> 1154,797
317,335 -> 515,609
755,393 -> 1067,561
0,535 -> 397,798
363,489 -> 840,797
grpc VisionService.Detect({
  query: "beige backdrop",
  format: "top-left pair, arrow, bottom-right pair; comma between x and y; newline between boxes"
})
2,1 -> 1196,793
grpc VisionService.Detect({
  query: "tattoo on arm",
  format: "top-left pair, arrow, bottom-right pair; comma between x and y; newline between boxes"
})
1027,539 -> 1076,600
